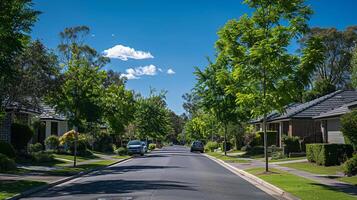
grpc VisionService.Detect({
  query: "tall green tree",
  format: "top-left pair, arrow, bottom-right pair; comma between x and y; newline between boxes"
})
134,92 -> 172,142
302,26 -> 357,101
0,0 -> 39,116
216,0 -> 323,171
352,47 -> 357,89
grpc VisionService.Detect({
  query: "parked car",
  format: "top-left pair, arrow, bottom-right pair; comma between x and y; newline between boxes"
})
127,140 -> 145,156
141,141 -> 147,153
190,140 -> 204,153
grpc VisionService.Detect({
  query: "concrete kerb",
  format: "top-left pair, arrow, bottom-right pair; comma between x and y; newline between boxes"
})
203,153 -> 299,200
6,157 -> 133,200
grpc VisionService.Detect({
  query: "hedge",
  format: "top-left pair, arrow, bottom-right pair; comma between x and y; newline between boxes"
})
282,136 -> 301,154
306,143 -> 353,166
11,123 -> 34,151
256,131 -> 278,146
0,141 -> 16,158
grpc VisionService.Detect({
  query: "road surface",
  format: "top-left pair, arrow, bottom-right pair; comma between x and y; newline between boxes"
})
23,146 -> 274,200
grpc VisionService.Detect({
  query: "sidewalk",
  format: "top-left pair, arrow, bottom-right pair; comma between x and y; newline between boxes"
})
227,157 -> 357,196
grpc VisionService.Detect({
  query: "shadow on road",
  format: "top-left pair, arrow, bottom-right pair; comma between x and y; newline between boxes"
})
92,165 -> 182,176
30,179 -> 196,198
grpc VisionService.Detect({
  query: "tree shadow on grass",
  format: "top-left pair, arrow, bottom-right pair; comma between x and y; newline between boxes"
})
310,182 -> 357,196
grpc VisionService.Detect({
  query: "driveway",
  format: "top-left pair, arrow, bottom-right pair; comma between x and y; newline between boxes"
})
22,145 -> 274,200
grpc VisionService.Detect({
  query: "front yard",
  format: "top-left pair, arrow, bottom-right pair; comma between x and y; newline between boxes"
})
280,162 -> 343,175
0,180 -> 46,200
206,152 -> 250,163
245,168 -> 356,200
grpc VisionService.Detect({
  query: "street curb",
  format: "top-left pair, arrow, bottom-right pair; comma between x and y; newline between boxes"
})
6,157 -> 133,200
203,154 -> 299,200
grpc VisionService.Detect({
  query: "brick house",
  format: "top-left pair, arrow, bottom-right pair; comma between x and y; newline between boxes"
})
252,90 -> 357,147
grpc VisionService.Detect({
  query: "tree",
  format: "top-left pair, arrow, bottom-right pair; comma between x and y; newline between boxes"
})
166,111 -> 186,144
103,84 -> 135,141
215,0 -> 322,171
302,26 -> 357,100
5,40 -> 60,110
134,92 -> 172,142
58,26 -> 109,68
195,60 -> 247,155
182,92 -> 200,119
0,0 -> 39,116
351,47 -> 357,89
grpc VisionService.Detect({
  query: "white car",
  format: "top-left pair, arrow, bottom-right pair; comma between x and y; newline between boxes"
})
127,140 -> 145,156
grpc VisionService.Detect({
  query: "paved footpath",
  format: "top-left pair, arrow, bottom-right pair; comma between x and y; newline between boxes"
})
21,146 -> 274,200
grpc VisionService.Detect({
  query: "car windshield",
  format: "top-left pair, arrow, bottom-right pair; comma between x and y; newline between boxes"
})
128,140 -> 141,145
193,141 -> 202,146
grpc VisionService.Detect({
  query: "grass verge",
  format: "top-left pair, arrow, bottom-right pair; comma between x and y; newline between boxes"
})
53,153 -> 99,163
46,160 -> 117,176
338,176 -> 357,186
207,152 -> 250,163
280,162 -> 343,175
245,168 -> 355,200
0,180 -> 46,200
269,156 -> 306,163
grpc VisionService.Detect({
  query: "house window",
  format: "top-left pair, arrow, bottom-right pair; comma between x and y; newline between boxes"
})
51,122 -> 58,136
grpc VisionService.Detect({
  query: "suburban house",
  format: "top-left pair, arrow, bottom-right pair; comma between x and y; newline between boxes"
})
0,103 -> 69,145
252,90 -> 357,147
35,105 -> 69,144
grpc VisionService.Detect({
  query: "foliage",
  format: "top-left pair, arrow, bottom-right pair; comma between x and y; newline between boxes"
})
256,131 -> 278,146
0,0 -> 40,116
352,47 -> 357,89
134,92 -> 172,140
341,110 -> 357,150
28,143 -> 43,153
93,132 -> 113,153
271,151 -> 286,160
115,147 -> 127,156
306,143 -> 353,166
59,130 -> 90,156
0,153 -> 16,171
11,123 -> 34,151
148,143 -> 156,151
301,26 -> 357,100
204,141 -> 219,152
343,154 -> 357,176
31,152 -> 54,163
45,135 -> 60,151
282,136 -> 301,154
182,92 -> 200,118
0,141 -> 16,158
246,146 -> 265,155
166,111 -> 186,144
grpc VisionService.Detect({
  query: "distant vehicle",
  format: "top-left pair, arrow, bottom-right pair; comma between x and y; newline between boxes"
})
141,141 -> 147,153
190,140 -> 204,153
127,140 -> 145,156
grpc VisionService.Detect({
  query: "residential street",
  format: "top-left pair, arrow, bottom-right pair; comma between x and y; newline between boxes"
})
22,146 -> 274,200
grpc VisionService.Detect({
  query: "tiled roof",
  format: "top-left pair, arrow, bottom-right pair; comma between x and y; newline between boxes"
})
252,90 -> 357,123
313,100 -> 357,119
39,104 -> 67,121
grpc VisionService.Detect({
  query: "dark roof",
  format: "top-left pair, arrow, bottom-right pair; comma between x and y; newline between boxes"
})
313,100 -> 357,119
39,104 -> 67,121
5,102 -> 41,114
252,90 -> 357,123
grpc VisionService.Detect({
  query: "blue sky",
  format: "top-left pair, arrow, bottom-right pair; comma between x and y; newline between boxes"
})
31,0 -> 357,114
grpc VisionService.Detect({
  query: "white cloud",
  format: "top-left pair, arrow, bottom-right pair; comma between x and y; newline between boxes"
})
121,64 -> 158,80
167,68 -> 176,75
103,44 -> 153,61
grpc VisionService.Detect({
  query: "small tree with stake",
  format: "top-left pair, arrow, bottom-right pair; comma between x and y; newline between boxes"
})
214,0 -> 324,172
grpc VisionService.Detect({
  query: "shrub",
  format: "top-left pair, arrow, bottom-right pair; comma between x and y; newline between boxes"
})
0,141 -> 16,158
69,139 -> 90,156
11,123 -> 34,151
116,147 -> 127,156
282,136 -> 301,154
204,141 -> 219,152
247,146 -> 265,155
45,135 -> 60,151
241,145 -> 251,152
28,143 -> 43,153
271,151 -> 286,160
93,132 -> 113,153
0,153 -> 16,171
341,110 -> 357,150
31,152 -> 54,163
60,130 -> 91,156
343,154 -> 357,176
149,143 -> 156,151
306,143 -> 353,166
221,141 -> 232,152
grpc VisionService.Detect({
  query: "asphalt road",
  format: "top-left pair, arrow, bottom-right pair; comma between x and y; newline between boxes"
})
23,146 -> 274,200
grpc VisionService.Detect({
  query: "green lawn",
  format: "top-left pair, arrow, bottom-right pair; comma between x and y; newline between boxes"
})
112,155 -> 131,159
53,153 -> 99,162
207,152 -> 250,163
270,156 -> 306,163
0,180 -> 46,200
280,162 -> 343,175
338,176 -> 357,186
246,168 -> 356,200
47,160 -> 117,176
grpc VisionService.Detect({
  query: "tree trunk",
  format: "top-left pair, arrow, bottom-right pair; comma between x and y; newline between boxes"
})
263,114 -> 268,172
73,126 -> 78,167
224,123 -> 227,156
